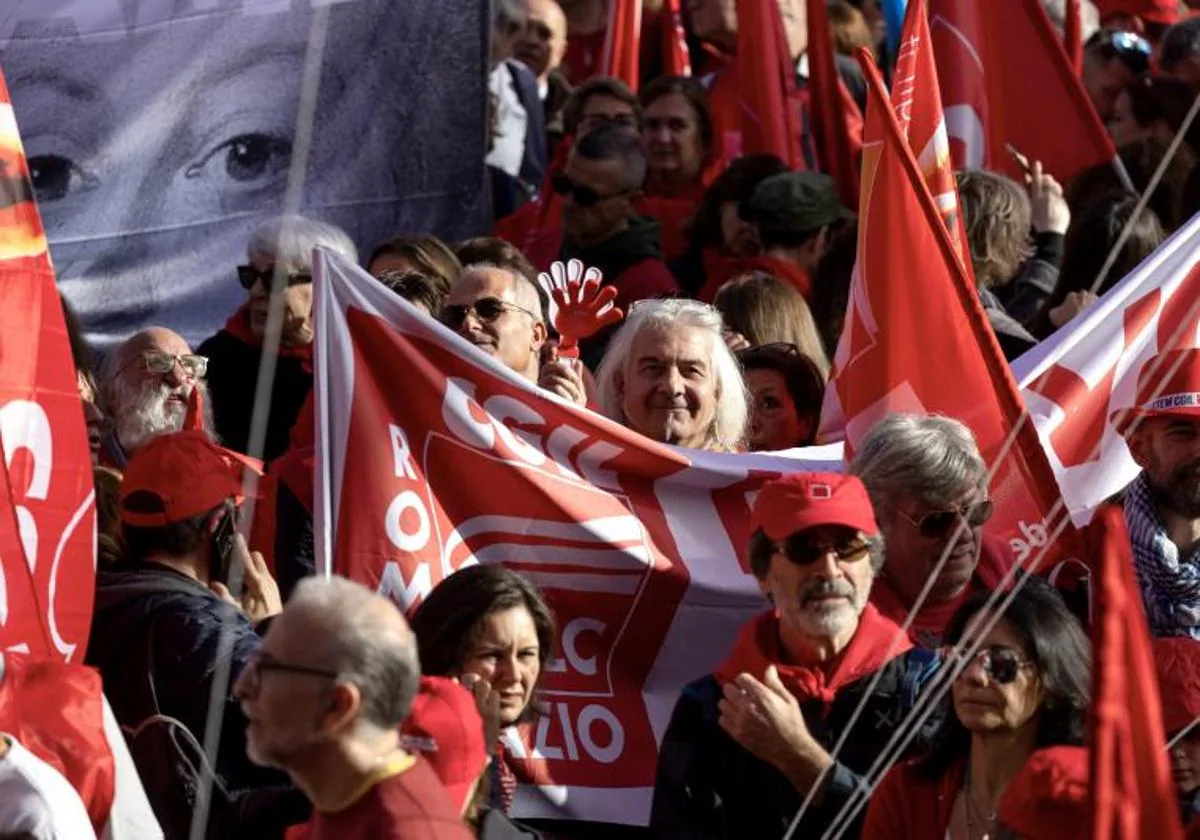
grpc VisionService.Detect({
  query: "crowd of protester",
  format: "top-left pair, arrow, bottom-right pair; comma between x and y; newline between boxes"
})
12,0 -> 1200,838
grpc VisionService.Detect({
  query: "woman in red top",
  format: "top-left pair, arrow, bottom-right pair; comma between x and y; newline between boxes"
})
862,580 -> 1091,840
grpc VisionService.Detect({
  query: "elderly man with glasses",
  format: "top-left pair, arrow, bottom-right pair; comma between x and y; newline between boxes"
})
99,326 -> 213,467
652,472 -> 937,839
850,413 -> 1006,648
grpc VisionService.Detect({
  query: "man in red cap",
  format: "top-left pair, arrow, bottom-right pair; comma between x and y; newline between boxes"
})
1117,348 -> 1200,639
651,472 -> 938,838
85,430 -> 299,837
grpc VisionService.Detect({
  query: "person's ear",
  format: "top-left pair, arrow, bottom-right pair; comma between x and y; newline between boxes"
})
531,319 -> 547,353
321,682 -> 362,735
1127,427 -> 1152,469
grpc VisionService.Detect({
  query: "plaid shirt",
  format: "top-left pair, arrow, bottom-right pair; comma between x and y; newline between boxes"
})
1124,472 -> 1200,639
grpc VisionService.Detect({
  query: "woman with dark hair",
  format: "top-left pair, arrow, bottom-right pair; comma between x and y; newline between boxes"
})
1107,75 -> 1199,151
639,75 -> 715,202
736,343 -> 825,451
670,154 -> 790,297
862,579 -> 1092,840
1067,135 -> 1196,232
410,565 -> 556,816
1030,194 -> 1165,339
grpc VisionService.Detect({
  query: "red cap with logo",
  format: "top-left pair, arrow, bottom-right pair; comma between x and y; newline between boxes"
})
400,676 -> 489,813
1113,348 -> 1200,432
997,746 -> 1089,840
750,472 -> 878,540
119,430 -> 259,527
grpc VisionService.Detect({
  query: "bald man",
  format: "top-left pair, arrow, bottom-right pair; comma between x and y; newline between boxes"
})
514,0 -> 568,88
235,577 -> 472,838
99,327 -> 214,464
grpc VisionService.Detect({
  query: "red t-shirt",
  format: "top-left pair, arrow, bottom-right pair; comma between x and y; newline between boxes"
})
308,755 -> 474,840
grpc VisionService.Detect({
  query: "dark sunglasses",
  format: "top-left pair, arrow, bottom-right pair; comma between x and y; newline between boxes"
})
736,342 -> 801,362
440,296 -> 538,329
899,499 -> 993,539
237,264 -> 312,291
551,172 -> 630,208
946,645 -> 1032,685
777,532 -> 871,566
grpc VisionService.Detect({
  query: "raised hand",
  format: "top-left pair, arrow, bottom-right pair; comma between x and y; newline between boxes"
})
538,259 -> 624,358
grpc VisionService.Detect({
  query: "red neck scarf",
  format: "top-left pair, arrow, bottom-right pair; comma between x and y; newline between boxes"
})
222,303 -> 315,370
716,605 -> 912,706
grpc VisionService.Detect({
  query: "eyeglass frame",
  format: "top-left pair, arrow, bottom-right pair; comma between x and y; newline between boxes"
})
237,264 -> 313,291
774,530 -> 873,567
550,171 -> 636,208
240,649 -> 340,696
117,351 -> 209,380
896,499 -> 993,540
440,296 -> 540,329
944,644 -> 1034,686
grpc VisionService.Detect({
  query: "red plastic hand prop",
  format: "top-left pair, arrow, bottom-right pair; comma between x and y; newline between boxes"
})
540,259 -> 624,358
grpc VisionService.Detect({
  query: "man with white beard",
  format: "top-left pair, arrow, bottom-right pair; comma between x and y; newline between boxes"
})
652,473 -> 937,839
99,328 -> 213,466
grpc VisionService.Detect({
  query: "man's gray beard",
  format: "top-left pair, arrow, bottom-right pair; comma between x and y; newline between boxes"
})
1150,458 -> 1200,521
113,378 -> 213,453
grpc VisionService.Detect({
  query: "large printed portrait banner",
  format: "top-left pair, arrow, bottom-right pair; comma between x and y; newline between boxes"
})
312,248 -> 844,824
0,0 -> 489,347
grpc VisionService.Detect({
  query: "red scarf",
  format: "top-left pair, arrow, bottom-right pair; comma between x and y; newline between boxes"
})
716,605 -> 912,706
222,303 -> 315,372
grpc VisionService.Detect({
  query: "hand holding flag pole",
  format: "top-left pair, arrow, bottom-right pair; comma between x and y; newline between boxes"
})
539,259 -> 625,359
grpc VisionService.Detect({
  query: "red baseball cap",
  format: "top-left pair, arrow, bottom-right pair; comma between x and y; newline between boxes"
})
750,473 -> 878,540
1153,637 -> 1200,734
1112,348 -> 1200,433
400,677 -> 489,813
1098,0 -> 1185,25
997,747 -> 1089,840
119,430 -> 259,527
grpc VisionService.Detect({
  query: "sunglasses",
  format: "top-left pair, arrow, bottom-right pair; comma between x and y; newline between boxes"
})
946,645 -> 1032,685
777,532 -> 871,566
125,352 -> 208,379
551,172 -> 631,208
440,296 -> 538,329
1095,30 -> 1152,72
237,264 -> 312,291
736,342 -> 801,362
899,499 -> 993,539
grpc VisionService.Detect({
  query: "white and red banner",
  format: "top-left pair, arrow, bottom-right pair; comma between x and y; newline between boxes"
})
0,69 -> 96,660
1015,213 -> 1200,527
311,249 -> 841,824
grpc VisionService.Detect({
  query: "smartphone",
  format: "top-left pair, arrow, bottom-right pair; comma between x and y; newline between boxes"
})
210,502 -> 238,587
1005,143 -> 1032,176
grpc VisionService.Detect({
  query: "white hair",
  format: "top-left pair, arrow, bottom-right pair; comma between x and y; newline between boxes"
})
106,375 -> 214,454
595,298 -> 749,451
849,413 -> 988,517
247,214 -> 359,277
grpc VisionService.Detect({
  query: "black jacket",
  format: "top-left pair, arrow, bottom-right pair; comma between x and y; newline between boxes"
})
650,649 -> 940,840
196,327 -> 312,462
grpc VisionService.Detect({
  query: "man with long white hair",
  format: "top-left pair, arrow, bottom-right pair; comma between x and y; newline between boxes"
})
595,298 -> 749,452
100,327 -> 213,465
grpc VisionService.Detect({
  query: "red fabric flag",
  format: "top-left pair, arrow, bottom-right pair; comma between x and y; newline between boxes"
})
1066,0 -> 1085,73
821,49 -> 1082,577
0,71 -> 95,658
929,0 -> 1117,184
891,0 -> 972,274
603,0 -> 644,91
660,0 -> 692,77
806,0 -> 863,207
1086,505 -> 1184,840
736,0 -> 805,169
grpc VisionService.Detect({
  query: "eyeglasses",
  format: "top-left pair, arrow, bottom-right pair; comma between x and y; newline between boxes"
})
122,352 -> 208,379
577,112 -> 639,132
776,532 -> 871,566
551,172 -> 632,208
237,264 -> 312,291
898,499 -> 993,539
240,650 -> 339,696
945,645 -> 1032,685
440,296 -> 539,329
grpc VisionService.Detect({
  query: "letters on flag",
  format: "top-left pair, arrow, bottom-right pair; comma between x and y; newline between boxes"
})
1015,214 -> 1200,526
312,249 -> 842,823
821,50 -> 1079,574
0,70 -> 96,659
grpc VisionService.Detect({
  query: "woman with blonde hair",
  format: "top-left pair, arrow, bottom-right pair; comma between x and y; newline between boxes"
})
713,271 -> 831,379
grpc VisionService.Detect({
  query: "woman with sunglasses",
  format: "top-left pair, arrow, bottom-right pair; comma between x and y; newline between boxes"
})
863,579 -> 1091,840
197,214 -> 358,462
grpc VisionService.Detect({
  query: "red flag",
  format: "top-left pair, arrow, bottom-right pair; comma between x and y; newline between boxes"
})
736,0 -> 805,169
660,0 -> 692,77
806,0 -> 863,207
1086,505 -> 1184,840
0,71 -> 95,658
930,0 -> 1117,183
603,0 -> 644,91
821,49 -> 1082,576
1065,0 -> 1085,73
891,0 -> 971,274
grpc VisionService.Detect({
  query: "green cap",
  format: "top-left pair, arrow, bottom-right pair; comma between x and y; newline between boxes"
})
741,172 -> 853,236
